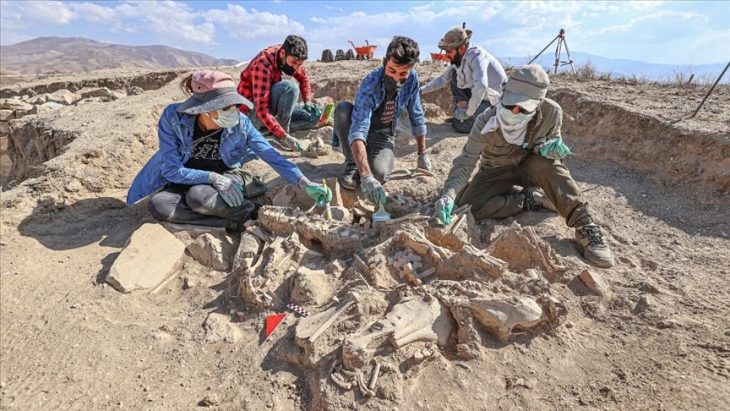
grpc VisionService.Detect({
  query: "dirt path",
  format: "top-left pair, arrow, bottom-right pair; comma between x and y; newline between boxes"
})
1,63 -> 729,410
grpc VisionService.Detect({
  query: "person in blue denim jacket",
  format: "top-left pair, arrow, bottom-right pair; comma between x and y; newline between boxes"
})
333,36 -> 432,205
127,70 -> 331,231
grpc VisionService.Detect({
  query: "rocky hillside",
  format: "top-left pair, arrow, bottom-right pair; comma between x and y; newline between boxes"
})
0,37 -> 237,75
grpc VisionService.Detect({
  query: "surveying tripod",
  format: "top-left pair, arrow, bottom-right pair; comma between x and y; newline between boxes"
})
528,28 -> 576,74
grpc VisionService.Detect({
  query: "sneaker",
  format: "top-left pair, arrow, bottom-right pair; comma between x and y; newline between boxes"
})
338,168 -> 359,191
522,187 -> 557,212
575,224 -> 615,268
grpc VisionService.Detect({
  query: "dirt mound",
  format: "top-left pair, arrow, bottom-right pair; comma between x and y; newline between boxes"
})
1,62 -> 729,410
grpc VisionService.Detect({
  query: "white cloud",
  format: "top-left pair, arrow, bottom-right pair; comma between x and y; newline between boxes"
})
115,1 -> 215,44
324,5 -> 343,12
68,2 -> 116,22
206,4 -> 305,41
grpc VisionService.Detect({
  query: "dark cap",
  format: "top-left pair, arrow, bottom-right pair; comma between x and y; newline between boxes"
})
438,27 -> 473,50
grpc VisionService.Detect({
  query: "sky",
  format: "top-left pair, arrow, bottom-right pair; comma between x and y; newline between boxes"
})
1,0 -> 729,66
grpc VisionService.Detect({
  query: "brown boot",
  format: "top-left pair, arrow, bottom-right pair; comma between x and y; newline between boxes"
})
522,187 -> 557,212
575,223 -> 615,268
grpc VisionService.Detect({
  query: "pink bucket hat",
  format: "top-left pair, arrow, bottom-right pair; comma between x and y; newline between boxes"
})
176,70 -> 253,114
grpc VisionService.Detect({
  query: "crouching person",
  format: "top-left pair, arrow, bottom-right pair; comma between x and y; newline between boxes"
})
127,70 -> 331,232
334,36 -> 432,205
434,65 -> 614,268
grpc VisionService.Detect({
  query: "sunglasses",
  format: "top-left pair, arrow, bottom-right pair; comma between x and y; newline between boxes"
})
501,103 -> 534,115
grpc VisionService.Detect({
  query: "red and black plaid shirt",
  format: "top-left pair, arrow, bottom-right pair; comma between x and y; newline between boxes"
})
238,45 -> 312,139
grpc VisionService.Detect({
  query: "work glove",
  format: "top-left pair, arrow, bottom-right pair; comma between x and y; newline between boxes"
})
208,172 -> 245,207
303,102 -> 317,111
453,108 -> 469,121
274,134 -> 303,152
417,153 -> 432,171
360,175 -> 386,206
299,177 -> 333,207
537,137 -> 571,160
435,195 -> 454,225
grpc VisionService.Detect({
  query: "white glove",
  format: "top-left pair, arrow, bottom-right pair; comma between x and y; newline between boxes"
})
208,172 -> 244,207
273,134 -> 302,152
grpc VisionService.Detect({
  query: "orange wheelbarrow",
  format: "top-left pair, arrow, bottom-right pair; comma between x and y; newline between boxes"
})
348,40 -> 377,60
430,52 -> 451,63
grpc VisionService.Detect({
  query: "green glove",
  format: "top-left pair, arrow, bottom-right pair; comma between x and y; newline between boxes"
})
299,177 -> 333,207
538,138 -> 571,160
435,195 -> 454,225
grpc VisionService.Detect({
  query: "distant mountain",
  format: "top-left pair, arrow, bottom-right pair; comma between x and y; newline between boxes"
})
0,37 -> 238,75
499,51 -> 727,82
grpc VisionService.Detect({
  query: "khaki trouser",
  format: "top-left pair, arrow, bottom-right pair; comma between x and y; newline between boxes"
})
456,154 -> 592,227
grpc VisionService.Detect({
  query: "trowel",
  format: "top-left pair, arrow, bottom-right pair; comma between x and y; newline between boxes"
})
372,192 -> 391,222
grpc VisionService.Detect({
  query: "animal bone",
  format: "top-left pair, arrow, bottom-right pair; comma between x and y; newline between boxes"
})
296,298 -> 355,342
342,296 -> 453,368
369,359 -> 381,391
466,296 -> 545,342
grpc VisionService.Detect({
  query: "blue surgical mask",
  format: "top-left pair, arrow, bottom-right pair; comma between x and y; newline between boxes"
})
210,107 -> 240,128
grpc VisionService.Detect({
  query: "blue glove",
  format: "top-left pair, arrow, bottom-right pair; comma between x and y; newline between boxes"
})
435,195 -> 454,225
538,138 -> 571,160
454,108 -> 469,121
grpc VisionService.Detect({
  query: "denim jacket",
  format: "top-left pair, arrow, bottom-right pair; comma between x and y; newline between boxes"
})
348,66 -> 427,144
127,103 -> 304,205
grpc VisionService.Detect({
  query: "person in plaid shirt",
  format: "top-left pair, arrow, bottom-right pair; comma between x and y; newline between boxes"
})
333,36 -> 432,206
238,35 -> 313,152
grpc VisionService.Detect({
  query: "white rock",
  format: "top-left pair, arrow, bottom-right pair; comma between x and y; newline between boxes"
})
106,223 -> 185,292
579,269 -> 611,298
204,313 -> 243,343
80,87 -> 117,101
305,126 -> 333,141
186,233 -> 234,271
40,102 -> 65,111
0,98 -> 32,111
47,89 -> 81,105
0,110 -> 13,122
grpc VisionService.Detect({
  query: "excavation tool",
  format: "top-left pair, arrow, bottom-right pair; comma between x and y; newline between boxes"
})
322,179 -> 332,220
529,28 -> 576,74
372,192 -> 391,222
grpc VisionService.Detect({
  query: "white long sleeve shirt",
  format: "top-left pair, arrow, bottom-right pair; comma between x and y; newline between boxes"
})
421,46 -> 508,116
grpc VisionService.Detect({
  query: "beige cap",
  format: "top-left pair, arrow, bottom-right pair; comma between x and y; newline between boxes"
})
501,64 -> 550,112
437,27 -> 473,50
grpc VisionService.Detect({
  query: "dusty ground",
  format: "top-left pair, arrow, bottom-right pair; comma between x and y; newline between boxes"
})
1,61 -> 729,410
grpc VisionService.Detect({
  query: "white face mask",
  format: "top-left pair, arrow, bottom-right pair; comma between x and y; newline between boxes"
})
497,105 -> 534,128
209,107 -> 239,128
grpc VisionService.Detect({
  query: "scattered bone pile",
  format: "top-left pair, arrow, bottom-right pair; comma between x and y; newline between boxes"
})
230,199 -> 574,407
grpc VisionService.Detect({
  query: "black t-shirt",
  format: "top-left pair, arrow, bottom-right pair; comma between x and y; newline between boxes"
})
370,85 -> 398,131
184,124 -> 230,173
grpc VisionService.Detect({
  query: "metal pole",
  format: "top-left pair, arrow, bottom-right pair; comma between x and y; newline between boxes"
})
528,34 -> 559,65
554,38 -> 562,74
562,37 -> 576,74
688,60 -> 730,119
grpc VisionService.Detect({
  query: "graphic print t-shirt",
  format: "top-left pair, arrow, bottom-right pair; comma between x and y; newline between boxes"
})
184,125 -> 230,173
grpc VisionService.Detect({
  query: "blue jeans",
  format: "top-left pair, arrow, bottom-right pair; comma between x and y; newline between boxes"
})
333,101 -> 395,183
450,70 -> 491,134
249,80 -> 299,136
